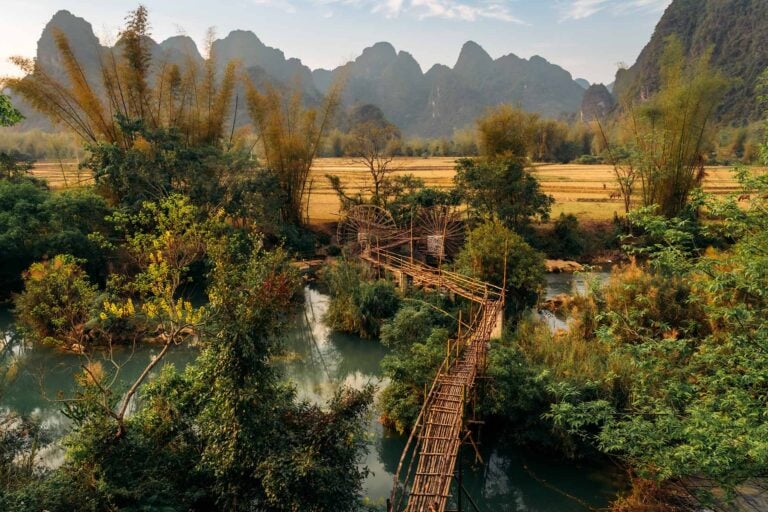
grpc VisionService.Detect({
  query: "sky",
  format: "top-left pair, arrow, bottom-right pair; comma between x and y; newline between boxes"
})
0,0 -> 673,85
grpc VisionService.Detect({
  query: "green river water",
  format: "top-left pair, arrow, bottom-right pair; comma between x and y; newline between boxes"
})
0,273 -> 625,511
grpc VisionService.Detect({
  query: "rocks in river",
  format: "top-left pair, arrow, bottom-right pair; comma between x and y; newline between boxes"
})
545,259 -> 584,273
540,293 -> 570,312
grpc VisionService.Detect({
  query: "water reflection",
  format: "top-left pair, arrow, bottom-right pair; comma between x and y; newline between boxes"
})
0,307 -> 196,467
280,286 -> 626,511
544,268 -> 611,300
536,270 -> 612,332
1,284 -> 625,511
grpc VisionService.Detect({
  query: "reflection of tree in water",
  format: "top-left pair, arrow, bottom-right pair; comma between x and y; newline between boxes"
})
328,331 -> 387,379
376,425 -> 409,476
283,287 -> 389,402
0,325 -> 21,395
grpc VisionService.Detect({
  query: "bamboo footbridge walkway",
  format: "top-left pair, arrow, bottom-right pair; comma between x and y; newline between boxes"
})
359,247 -> 504,512
337,205 -> 505,511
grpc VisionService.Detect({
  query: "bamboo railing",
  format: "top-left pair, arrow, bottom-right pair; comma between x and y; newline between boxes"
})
359,247 -> 503,512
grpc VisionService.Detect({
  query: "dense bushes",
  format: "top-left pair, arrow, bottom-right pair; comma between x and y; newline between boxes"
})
489,233 -> 768,507
379,297 -> 457,433
322,260 -> 400,338
454,157 -> 553,234
0,178 -> 111,298
2,201 -> 376,512
454,220 -> 545,317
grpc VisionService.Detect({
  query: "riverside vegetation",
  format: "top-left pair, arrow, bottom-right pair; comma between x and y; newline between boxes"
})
1,5 -> 768,512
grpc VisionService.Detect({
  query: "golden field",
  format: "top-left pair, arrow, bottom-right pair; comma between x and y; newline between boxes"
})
310,158 -> 752,223
32,157 -> 755,224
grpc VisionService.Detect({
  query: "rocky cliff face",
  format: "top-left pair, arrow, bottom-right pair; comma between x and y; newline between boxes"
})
613,0 -> 768,122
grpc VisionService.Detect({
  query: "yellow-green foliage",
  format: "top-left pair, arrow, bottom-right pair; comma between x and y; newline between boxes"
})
244,79 -> 341,224
515,301 -> 608,386
6,6 -> 236,148
15,254 -> 97,348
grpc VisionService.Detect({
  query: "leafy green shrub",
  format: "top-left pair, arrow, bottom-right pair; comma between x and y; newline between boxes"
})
550,213 -> 585,259
323,260 -> 400,338
455,220 -> 545,317
15,255 -> 97,349
454,157 -> 553,234
574,154 -> 603,164
0,179 -> 111,298
379,297 -> 459,433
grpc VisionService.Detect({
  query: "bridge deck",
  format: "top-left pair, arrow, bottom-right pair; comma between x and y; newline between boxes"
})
404,301 -> 500,512
360,249 -> 503,512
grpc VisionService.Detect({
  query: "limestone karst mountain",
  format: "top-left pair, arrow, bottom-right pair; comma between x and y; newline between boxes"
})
315,40 -> 587,137
613,0 -> 768,122
14,10 -> 588,136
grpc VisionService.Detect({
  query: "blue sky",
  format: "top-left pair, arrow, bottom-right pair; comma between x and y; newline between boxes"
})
1,0 -> 672,84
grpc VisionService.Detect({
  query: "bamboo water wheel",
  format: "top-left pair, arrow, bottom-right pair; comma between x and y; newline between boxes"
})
414,206 -> 464,259
336,205 -> 402,254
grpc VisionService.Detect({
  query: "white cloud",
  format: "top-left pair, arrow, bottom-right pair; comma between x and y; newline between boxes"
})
314,0 -> 525,23
559,0 -> 671,21
251,0 -> 298,14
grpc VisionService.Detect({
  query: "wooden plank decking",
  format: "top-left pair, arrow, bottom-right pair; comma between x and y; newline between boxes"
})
359,248 -> 503,512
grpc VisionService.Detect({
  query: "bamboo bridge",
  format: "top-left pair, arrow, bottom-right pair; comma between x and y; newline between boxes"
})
337,205 -> 505,512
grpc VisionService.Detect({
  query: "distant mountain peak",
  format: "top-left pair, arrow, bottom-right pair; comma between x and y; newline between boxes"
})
222,29 -> 264,46
26,10 -> 589,138
575,78 -> 591,89
37,9 -> 102,79
159,35 -> 203,61
454,41 -> 493,73
358,42 -> 397,63
41,9 -> 97,42
613,0 -> 768,121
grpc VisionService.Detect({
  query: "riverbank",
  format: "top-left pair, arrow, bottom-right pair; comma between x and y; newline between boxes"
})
1,280 -> 626,511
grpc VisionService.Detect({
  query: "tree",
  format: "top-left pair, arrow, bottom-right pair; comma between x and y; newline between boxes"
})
379,296 -> 457,433
323,259 -> 401,339
344,105 -> 402,206
244,81 -> 341,225
0,94 -> 23,127
0,180 -> 111,298
604,36 -> 729,218
15,255 -> 98,349
84,194 -> 208,439
760,68 -> 768,165
476,105 -> 538,160
0,94 -> 32,181
454,157 -> 553,233
81,116 -> 248,208
454,220 -> 545,316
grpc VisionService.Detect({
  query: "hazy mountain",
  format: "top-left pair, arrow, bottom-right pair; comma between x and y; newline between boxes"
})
17,11 -> 587,137
575,78 -> 590,89
35,10 -> 104,81
318,40 -> 587,137
580,84 -> 616,122
157,35 -> 204,65
211,30 -> 319,97
613,0 -> 768,122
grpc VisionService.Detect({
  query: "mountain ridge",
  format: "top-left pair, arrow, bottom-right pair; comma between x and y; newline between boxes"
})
15,9 -> 588,137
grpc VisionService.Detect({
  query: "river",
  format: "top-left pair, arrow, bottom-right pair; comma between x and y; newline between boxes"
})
0,271 -> 623,511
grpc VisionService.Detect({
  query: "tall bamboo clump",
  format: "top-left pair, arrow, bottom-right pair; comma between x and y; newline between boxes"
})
610,36 -> 729,219
244,79 -> 342,225
5,6 -> 237,149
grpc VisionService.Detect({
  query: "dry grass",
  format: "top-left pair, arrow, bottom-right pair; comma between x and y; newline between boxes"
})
29,160 -> 93,188
31,157 -> 756,224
